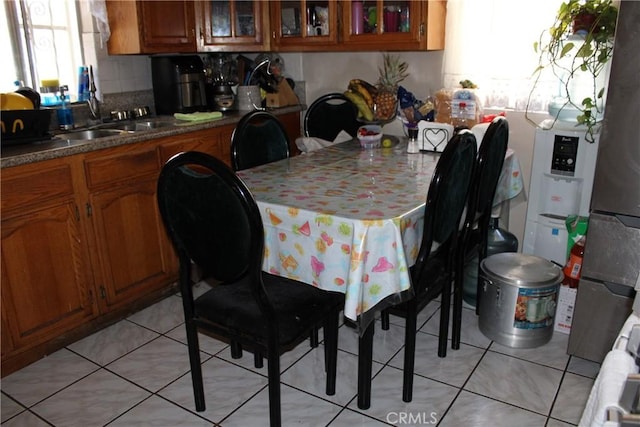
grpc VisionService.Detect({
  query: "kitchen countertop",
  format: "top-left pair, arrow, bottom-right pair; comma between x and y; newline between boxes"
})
1,106 -> 303,169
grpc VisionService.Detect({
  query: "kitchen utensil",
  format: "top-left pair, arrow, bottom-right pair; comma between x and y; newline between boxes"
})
479,253 -> 563,348
1,109 -> 52,145
1,92 -> 34,110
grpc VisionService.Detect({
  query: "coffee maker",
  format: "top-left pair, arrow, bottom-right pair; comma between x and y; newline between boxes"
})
151,56 -> 208,115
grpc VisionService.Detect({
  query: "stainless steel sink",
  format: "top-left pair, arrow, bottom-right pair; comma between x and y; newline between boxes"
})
57,129 -> 125,141
91,122 -> 139,132
133,120 -> 176,130
90,119 -> 176,132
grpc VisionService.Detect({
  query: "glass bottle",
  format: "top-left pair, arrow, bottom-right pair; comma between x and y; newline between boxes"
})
352,1 -> 364,34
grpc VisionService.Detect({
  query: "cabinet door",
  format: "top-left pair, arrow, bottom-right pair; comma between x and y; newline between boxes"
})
158,126 -> 230,166
340,0 -> 445,51
2,203 -> 96,352
140,1 -> 196,52
106,0 -> 196,54
88,176 -> 177,310
197,0 -> 270,52
270,0 -> 340,51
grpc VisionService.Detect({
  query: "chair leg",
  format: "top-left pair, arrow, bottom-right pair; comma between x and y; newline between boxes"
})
438,276 -> 452,358
230,340 -> 242,359
402,298 -> 417,402
310,327 -> 319,348
267,348 -> 281,427
254,351 -> 263,368
185,322 -> 205,412
357,321 -> 374,409
475,258 -> 483,315
381,309 -> 390,330
324,311 -> 339,395
452,260 -> 464,350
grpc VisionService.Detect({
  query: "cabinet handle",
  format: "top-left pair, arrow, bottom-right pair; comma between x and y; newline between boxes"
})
86,203 -> 92,217
420,23 -> 425,37
74,204 -> 80,221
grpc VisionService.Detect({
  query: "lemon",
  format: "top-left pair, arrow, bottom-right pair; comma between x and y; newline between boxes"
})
382,138 -> 393,148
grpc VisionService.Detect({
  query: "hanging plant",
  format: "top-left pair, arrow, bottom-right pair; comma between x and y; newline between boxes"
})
526,0 -> 618,142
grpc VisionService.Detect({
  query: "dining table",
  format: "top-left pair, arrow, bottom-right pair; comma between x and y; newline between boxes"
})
236,136 -> 524,409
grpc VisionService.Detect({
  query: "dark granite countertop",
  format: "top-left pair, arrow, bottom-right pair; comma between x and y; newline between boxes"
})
1,106 -> 303,169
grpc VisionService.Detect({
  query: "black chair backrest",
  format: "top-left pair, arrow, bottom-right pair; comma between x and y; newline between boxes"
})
304,93 -> 361,141
413,130 -> 477,290
462,116 -> 509,246
231,110 -> 290,171
473,116 -> 509,223
157,151 -> 266,302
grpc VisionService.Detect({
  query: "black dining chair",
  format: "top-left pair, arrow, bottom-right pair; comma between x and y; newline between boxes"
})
304,93 -> 361,141
156,151 -> 343,427
231,110 -> 291,171
370,130 -> 477,404
452,116 -> 509,348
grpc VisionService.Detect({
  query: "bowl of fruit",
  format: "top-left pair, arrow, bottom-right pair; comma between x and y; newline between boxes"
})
357,124 -> 382,149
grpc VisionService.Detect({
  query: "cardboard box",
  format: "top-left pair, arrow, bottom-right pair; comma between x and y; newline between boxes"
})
554,284 -> 577,334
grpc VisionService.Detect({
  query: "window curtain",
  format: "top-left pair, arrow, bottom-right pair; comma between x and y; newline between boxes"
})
442,0 -> 563,112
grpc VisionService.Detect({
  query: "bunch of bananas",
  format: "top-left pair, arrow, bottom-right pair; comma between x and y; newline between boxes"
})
344,79 -> 378,122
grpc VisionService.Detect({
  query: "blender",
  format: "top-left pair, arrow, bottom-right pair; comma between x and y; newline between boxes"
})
209,54 -> 237,111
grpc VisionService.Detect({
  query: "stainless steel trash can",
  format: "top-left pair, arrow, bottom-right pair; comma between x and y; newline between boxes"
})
479,253 -> 563,348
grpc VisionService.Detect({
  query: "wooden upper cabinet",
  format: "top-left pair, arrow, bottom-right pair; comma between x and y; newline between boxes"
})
270,0 -> 340,52
339,0 -> 446,51
106,0 -> 196,54
196,0 -> 270,52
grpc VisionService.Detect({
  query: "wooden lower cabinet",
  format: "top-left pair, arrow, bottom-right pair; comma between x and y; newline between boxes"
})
0,111 -> 301,376
83,142 -> 177,312
1,159 -> 98,374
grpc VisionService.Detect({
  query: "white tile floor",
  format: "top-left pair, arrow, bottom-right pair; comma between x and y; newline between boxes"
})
1,282 -> 600,426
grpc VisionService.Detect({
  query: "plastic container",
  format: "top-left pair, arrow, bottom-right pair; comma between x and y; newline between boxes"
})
357,125 -> 382,148
479,253 -> 563,348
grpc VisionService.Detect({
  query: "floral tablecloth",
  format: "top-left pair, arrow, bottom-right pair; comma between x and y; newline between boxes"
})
237,140 -> 523,329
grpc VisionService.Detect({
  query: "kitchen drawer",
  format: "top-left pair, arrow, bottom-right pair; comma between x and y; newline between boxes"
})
84,146 -> 160,189
1,162 -> 74,212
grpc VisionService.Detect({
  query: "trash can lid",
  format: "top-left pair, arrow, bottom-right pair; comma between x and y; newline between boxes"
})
480,253 -> 563,288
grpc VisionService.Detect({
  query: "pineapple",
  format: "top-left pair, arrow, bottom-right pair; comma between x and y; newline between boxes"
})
374,54 -> 408,121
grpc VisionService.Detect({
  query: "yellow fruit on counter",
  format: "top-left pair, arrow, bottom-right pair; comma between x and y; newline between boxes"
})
1,92 -> 34,110
382,138 -> 393,148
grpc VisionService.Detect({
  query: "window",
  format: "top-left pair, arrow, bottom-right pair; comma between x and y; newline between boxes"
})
443,0 -> 564,113
1,0 -> 83,97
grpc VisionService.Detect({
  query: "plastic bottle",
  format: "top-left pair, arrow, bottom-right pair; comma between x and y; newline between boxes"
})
77,66 -> 89,101
562,236 -> 585,288
400,6 -> 410,32
56,85 -> 75,130
352,1 -> 364,34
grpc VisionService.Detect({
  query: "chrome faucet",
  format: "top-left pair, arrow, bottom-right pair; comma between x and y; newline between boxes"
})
87,65 -> 101,122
